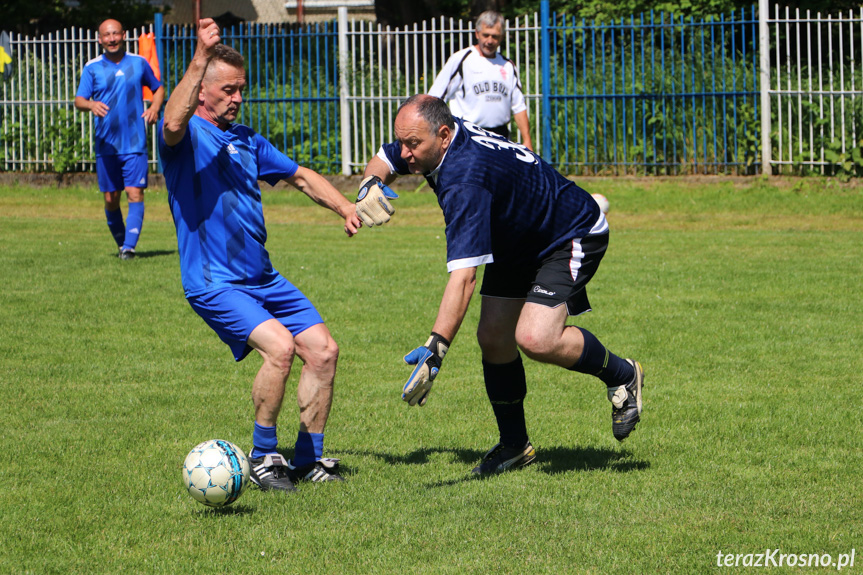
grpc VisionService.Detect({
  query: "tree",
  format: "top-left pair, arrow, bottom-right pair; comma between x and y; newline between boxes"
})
6,0 -> 168,37
376,0 -> 863,28
375,0 -> 510,27
502,0 -> 750,21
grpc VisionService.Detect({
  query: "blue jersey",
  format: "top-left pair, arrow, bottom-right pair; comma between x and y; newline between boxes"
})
76,52 -> 161,156
158,115 -> 299,297
378,118 -> 606,271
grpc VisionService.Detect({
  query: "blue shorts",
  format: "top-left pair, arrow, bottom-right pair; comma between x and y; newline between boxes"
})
96,153 -> 149,193
186,275 -> 324,361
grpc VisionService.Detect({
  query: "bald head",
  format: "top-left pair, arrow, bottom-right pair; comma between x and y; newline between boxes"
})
97,19 -> 126,61
396,94 -> 455,135
98,19 -> 123,35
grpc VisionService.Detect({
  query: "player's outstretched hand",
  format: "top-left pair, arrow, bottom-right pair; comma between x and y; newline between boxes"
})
402,332 -> 449,407
357,175 -> 398,227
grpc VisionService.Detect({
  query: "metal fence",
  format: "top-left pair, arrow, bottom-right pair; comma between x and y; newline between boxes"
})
0,26 -> 135,173
2,1 -> 863,176
0,21 -> 341,174
543,5 -> 761,174
341,11 -> 541,173
764,5 -> 863,174
160,20 -> 341,171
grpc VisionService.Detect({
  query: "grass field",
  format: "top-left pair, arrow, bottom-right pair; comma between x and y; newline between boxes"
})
1,177 -> 861,574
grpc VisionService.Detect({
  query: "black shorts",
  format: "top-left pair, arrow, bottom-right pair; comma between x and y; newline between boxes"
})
479,233 -> 609,316
484,124 -> 510,140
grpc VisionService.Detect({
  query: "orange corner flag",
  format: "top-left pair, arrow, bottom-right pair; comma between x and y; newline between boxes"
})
138,32 -> 160,101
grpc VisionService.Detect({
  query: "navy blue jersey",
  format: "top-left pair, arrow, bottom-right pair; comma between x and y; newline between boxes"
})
378,119 -> 607,271
158,115 -> 299,297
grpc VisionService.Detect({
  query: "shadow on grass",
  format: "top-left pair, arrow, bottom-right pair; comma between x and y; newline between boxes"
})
194,504 -> 254,516
340,444 -> 650,488
427,447 -> 650,487
339,446 -> 485,467
426,445 -> 650,488
135,249 -> 176,259
537,445 -> 650,475
111,249 -> 176,259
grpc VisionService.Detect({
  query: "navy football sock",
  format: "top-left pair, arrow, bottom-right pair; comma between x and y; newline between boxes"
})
483,354 -> 529,449
251,422 -> 278,459
293,431 -> 324,467
105,207 -> 125,248
568,327 -> 635,387
122,201 -> 144,251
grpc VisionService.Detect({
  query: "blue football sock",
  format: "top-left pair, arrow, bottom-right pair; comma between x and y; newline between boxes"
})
293,431 -> 324,467
251,422 -> 278,459
105,208 -> 125,248
122,201 -> 144,251
568,327 -> 635,387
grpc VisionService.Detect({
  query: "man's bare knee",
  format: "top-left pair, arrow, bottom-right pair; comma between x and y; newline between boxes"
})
300,336 -> 339,375
515,324 -> 555,361
126,187 -> 145,203
261,338 -> 295,375
104,191 -> 121,211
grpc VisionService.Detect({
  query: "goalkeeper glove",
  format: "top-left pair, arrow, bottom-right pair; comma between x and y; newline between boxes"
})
356,175 -> 398,227
402,332 -> 450,407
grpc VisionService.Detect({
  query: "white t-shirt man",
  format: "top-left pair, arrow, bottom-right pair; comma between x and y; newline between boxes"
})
428,14 -> 533,150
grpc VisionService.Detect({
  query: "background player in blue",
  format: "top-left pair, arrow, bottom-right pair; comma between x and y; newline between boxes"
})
75,19 -> 164,260
362,94 -> 645,475
159,19 -> 362,492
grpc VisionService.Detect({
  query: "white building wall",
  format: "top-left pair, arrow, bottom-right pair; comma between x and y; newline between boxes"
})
156,0 -> 374,24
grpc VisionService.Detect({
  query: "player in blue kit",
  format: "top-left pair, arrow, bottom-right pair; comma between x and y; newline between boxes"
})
159,19 -> 363,492
75,19 -> 164,260
361,94 -> 645,475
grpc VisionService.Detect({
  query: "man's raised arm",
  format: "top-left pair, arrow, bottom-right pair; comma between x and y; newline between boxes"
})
162,18 -> 221,147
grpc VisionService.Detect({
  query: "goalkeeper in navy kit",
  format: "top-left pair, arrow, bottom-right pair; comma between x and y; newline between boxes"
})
360,94 -> 644,475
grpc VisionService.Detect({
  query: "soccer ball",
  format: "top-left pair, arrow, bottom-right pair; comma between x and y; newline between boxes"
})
591,193 -> 610,214
182,439 -> 250,507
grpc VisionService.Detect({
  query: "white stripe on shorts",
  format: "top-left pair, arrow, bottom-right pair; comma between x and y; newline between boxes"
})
569,212 -> 609,280
569,238 -> 585,281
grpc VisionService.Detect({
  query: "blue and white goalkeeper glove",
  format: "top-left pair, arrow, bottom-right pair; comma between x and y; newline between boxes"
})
356,175 -> 398,227
402,332 -> 450,407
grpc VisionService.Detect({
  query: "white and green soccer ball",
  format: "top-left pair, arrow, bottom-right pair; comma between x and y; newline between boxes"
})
591,193 -> 610,214
182,439 -> 250,507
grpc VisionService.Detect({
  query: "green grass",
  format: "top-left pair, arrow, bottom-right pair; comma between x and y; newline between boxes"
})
1,178 -> 862,574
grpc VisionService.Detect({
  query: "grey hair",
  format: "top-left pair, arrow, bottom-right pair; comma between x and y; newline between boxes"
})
476,11 -> 505,35
213,44 -> 245,69
397,94 -> 455,134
